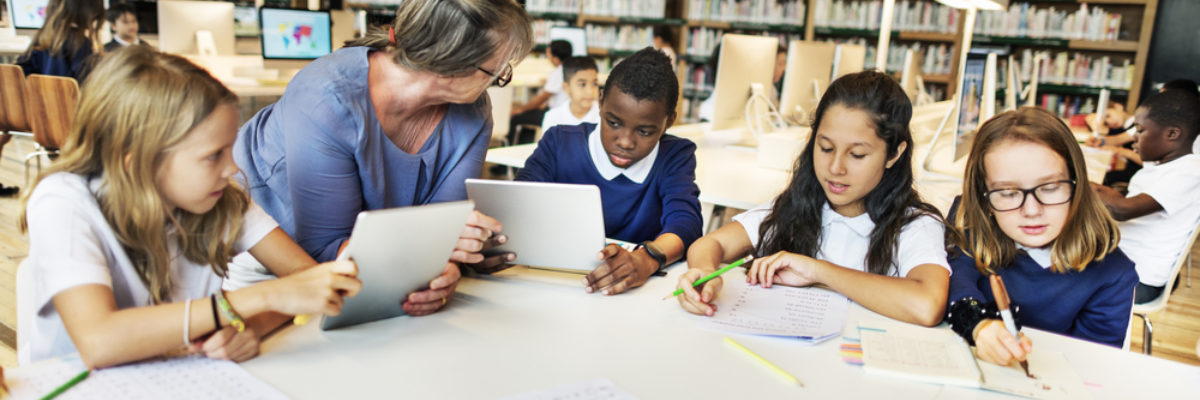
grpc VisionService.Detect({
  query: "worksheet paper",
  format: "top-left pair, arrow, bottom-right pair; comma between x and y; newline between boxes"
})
497,378 -> 637,400
700,281 -> 850,343
5,355 -> 289,400
858,320 -> 1089,400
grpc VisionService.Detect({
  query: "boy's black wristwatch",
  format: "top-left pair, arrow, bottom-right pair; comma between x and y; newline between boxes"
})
635,240 -> 668,276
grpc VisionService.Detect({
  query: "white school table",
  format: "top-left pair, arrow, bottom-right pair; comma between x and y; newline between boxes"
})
240,265 -> 1200,399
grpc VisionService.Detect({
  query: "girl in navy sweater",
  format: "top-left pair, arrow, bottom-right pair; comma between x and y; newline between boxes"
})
947,107 -> 1137,367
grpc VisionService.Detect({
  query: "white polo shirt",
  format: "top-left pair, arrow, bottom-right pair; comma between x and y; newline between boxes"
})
1118,154 -> 1200,287
733,201 -> 951,277
540,101 -> 599,134
543,65 -> 568,109
18,173 -> 278,364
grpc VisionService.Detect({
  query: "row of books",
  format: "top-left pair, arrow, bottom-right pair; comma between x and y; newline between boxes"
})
1030,94 -> 1103,120
584,24 -> 657,52
685,0 -> 807,25
812,0 -> 961,34
682,27 -> 802,60
974,3 -> 1124,42
819,37 -> 954,76
532,20 -> 571,45
526,0 -> 667,18
582,0 -> 668,18
525,0 -> 581,15
1003,49 -> 1135,89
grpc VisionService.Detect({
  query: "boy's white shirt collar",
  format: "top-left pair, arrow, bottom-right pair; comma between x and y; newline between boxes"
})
114,35 -> 139,46
587,124 -> 659,184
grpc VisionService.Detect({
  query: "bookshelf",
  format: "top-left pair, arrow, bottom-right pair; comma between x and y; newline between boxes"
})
969,0 -> 1158,115
515,0 -> 1157,122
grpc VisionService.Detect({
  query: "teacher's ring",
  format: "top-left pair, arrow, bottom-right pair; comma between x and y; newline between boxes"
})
441,297 -> 448,306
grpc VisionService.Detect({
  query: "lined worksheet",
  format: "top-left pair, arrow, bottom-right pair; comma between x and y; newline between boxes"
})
497,378 -> 637,400
5,355 -> 289,400
700,281 -> 850,342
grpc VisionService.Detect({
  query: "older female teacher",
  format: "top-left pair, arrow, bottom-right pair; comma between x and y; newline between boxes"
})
232,0 -> 532,316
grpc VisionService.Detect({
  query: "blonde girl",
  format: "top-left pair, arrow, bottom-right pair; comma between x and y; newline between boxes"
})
18,46 -> 361,368
946,107 -> 1136,366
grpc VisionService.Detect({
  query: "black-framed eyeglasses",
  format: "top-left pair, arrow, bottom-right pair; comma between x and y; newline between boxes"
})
984,180 -> 1075,211
476,61 -> 514,88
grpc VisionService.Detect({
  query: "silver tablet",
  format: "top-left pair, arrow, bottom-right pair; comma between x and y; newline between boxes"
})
465,179 -> 606,273
321,200 -> 474,330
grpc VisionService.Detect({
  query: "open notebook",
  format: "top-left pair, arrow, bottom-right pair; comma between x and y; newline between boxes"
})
857,320 -> 1089,400
698,277 -> 850,344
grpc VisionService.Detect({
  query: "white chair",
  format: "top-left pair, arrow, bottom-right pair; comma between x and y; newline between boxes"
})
486,86 -> 513,147
1131,224 -> 1200,354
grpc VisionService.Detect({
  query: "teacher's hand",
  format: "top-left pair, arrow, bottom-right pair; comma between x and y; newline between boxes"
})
403,262 -> 460,316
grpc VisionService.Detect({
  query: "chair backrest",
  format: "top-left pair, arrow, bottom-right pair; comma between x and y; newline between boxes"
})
25,74 -> 80,150
486,86 -> 513,142
0,64 -> 34,133
1132,221 -> 1200,314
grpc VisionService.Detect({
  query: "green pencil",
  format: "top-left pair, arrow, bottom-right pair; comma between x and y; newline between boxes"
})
41,369 -> 89,400
663,255 -> 754,300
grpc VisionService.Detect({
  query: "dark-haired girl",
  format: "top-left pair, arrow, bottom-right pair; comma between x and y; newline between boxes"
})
676,70 -> 951,326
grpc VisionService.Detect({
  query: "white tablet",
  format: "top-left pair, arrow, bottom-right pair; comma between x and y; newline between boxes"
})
321,200 -> 474,330
465,179 -> 606,273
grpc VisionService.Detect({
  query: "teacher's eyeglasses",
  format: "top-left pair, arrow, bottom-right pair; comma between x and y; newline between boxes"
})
476,61 -> 514,88
984,180 -> 1075,211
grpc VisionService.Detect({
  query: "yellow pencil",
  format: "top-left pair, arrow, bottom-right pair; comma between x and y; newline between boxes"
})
724,336 -> 804,387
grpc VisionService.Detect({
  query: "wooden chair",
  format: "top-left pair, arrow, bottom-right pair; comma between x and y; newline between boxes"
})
24,74 -> 79,184
0,64 -> 34,135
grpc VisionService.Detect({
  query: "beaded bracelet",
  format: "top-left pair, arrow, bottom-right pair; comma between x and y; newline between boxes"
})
213,289 -> 246,332
946,297 -> 1022,346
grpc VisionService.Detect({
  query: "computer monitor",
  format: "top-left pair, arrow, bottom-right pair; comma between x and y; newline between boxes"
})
259,7 -> 331,60
779,40 -> 836,125
233,5 -> 259,37
548,26 -> 587,57
899,49 -> 924,102
157,0 -> 235,56
954,51 -> 988,160
711,33 -> 779,132
832,43 -> 866,81
7,0 -> 48,29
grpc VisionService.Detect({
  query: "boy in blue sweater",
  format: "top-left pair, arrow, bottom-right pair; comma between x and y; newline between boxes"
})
517,47 -> 702,296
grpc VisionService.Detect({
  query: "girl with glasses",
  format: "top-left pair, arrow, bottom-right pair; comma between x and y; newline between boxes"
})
946,107 -> 1138,367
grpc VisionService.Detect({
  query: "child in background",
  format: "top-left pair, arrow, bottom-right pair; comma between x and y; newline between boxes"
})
947,107 -> 1136,367
514,48 -> 701,296
18,47 -> 360,368
16,0 -> 103,80
4,0 -> 105,196
676,71 -> 951,327
651,26 -> 676,68
103,3 -> 148,52
1083,102 -> 1140,186
539,56 -> 600,134
510,40 -> 572,143
1093,90 -> 1200,304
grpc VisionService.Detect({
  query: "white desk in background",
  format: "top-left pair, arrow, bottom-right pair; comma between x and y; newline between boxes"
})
240,265 -> 1200,399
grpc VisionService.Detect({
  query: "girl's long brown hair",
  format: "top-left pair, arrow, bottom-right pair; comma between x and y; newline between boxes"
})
21,46 -> 247,303
26,0 -> 104,58
955,107 -> 1120,273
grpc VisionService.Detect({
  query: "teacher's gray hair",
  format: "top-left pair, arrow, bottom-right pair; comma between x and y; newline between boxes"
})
345,0 -> 533,76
